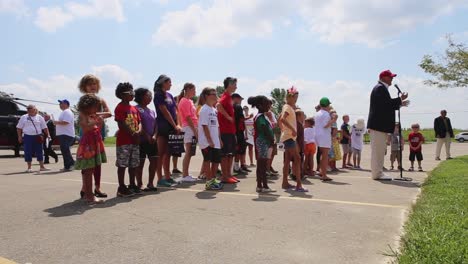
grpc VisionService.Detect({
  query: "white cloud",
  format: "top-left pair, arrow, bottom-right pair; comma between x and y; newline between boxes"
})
34,0 -> 125,33
153,0 -> 468,48
0,0 -> 28,16
152,0 -> 291,47
0,64 -> 139,134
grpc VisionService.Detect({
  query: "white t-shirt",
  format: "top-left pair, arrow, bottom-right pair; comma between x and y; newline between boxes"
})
314,109 -> 332,147
304,127 -> 316,144
198,104 -> 221,149
351,125 -> 365,150
56,108 -> 75,137
244,117 -> 254,145
16,114 -> 47,136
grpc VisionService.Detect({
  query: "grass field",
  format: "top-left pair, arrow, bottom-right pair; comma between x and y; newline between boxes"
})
396,156 -> 468,263
104,137 -> 116,146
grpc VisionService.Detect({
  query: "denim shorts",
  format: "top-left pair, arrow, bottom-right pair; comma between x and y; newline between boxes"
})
283,139 -> 297,150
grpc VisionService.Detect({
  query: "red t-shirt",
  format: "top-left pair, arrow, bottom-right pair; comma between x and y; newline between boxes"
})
217,92 -> 236,134
114,103 -> 141,146
408,132 -> 424,153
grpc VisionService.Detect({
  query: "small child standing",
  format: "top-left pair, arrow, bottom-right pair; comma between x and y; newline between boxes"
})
351,118 -> 365,169
329,110 -> 342,172
340,115 -> 352,168
294,109 -> 305,179
249,96 -> 276,193
389,123 -> 404,170
74,94 -> 107,204
114,83 -> 142,197
408,123 -> 425,172
303,117 -> 316,176
198,88 -> 223,190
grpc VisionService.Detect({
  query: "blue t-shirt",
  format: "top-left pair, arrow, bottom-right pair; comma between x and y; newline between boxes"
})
153,90 -> 177,132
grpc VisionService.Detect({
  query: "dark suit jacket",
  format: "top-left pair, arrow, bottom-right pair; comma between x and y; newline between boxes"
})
367,82 -> 402,133
46,120 -> 56,139
434,116 -> 454,138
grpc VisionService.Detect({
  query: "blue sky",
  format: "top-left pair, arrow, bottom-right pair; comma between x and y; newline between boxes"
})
1,0 -> 467,134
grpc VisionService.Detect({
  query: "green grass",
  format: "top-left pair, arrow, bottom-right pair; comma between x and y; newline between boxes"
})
104,136 -> 116,146
363,128 -> 464,144
396,156 -> 468,264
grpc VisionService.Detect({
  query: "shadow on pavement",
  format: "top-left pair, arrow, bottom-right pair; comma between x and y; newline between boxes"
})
252,193 -> 280,202
284,189 -> 313,199
378,180 -> 421,188
44,195 -> 146,217
195,190 -> 218,200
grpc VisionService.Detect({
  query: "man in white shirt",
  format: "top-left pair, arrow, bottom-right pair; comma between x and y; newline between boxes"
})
54,99 -> 76,171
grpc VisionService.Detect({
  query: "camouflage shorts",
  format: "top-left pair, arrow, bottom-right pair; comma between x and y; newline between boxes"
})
116,144 -> 140,168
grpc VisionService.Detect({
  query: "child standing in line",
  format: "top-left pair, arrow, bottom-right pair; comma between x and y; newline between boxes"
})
249,96 -> 276,193
388,122 -> 404,171
340,115 -> 352,168
351,118 -> 365,169
294,109 -> 305,180
74,94 -> 107,204
114,83 -> 142,197
303,117 -> 316,176
408,123 -> 425,172
315,97 -> 335,181
78,74 -> 112,198
134,88 -> 158,192
198,88 -> 223,190
329,110 -> 342,172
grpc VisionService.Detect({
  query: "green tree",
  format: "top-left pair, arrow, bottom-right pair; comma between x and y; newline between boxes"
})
419,36 -> 468,88
216,86 -> 225,97
270,88 -> 286,117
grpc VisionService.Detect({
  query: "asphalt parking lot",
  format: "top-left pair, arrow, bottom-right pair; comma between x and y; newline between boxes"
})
0,142 -> 466,264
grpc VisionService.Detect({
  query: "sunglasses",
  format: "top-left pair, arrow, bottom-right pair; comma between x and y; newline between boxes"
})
122,91 -> 135,95
208,93 -> 217,96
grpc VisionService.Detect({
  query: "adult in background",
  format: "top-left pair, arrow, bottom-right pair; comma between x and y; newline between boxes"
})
367,70 -> 409,180
16,105 -> 50,172
54,99 -> 76,172
434,110 -> 454,160
43,113 -> 58,164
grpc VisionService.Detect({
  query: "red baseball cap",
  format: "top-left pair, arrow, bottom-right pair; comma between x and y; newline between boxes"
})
379,70 -> 397,79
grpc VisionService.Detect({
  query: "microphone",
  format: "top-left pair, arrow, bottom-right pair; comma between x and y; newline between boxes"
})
394,84 -> 402,94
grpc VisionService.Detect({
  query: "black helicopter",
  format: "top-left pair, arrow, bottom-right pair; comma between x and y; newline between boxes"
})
0,91 -> 56,156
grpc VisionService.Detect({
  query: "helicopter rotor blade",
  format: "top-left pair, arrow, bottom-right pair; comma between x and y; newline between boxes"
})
13,97 -> 57,105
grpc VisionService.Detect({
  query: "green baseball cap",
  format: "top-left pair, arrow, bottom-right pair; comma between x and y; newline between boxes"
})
319,97 -> 331,107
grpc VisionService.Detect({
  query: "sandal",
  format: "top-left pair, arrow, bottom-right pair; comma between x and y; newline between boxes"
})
25,169 -> 33,173
282,184 -> 296,190
418,167 -> 423,172
198,174 -> 206,180
321,177 -> 333,182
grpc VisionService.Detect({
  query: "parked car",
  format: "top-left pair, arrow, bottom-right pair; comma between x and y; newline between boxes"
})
455,132 -> 468,142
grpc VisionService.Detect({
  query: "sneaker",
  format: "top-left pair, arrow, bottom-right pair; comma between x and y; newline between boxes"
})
206,179 -> 223,190
181,176 -> 197,182
166,178 -> 179,185
39,167 -> 50,172
249,163 -> 256,167
222,177 -> 238,184
435,157 -> 441,161
25,169 -> 33,173
241,166 -> 251,172
172,169 -> 182,174
157,179 -> 173,187
128,185 -> 143,195
382,166 -> 389,171
256,187 -> 263,193
374,175 -> 392,181
408,167 -> 414,172
231,176 -> 240,182
447,157 -> 453,160
262,188 -> 277,193
390,166 -> 394,170
117,186 -> 134,197
418,167 -> 423,172
269,167 -> 278,174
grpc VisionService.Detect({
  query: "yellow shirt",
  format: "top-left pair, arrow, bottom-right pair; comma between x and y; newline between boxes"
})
279,104 -> 297,142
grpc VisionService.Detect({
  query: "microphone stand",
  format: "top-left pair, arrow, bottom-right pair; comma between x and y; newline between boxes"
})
394,85 -> 412,182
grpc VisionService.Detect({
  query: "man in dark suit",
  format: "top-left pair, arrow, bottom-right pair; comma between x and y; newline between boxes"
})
43,114 -> 58,164
367,70 -> 409,180
434,110 -> 454,160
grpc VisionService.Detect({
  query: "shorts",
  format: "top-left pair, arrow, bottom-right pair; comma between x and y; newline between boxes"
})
409,152 -> 423,162
304,143 -> 316,155
158,125 -> 175,138
236,131 -> 247,155
316,134 -> 332,148
139,142 -> 158,159
202,147 -> 222,163
221,133 -> 236,156
390,150 -> 401,162
182,126 -> 196,144
116,144 -> 140,168
352,147 -> 362,155
255,138 -> 272,159
283,139 -> 297,150
341,143 -> 351,154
